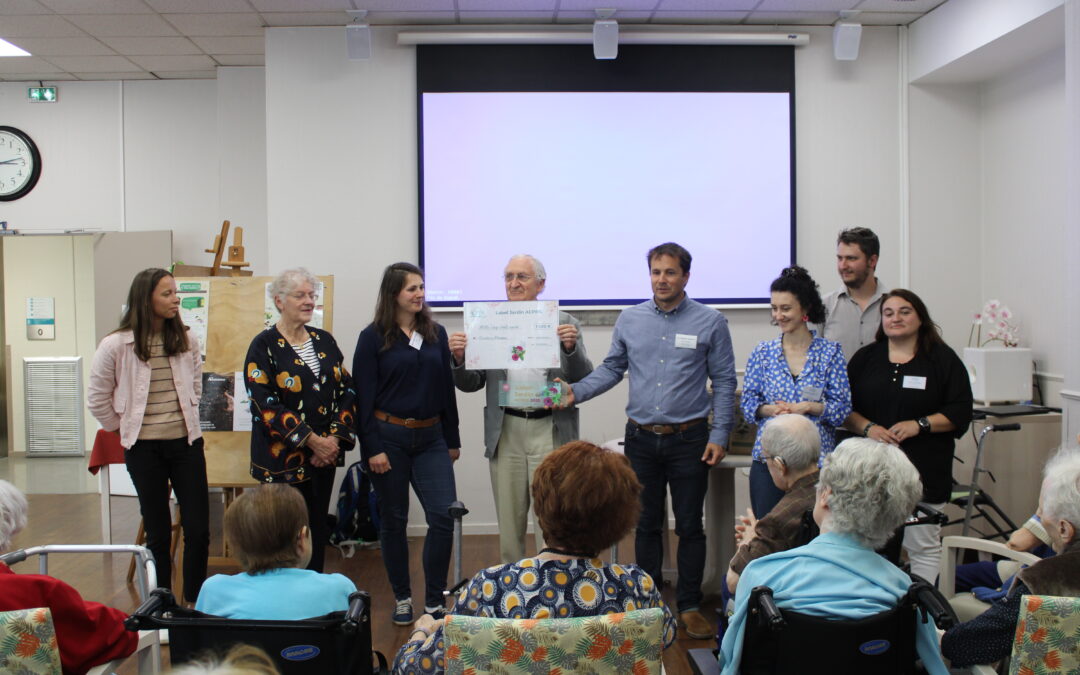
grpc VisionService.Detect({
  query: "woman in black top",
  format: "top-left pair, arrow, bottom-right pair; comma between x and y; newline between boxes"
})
353,262 -> 461,627
844,289 -> 973,582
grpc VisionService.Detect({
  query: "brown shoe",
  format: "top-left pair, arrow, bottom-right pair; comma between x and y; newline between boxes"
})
679,610 -> 713,640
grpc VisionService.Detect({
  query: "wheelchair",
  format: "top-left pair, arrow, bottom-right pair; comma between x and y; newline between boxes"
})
690,580 -> 956,675
125,587 -> 389,674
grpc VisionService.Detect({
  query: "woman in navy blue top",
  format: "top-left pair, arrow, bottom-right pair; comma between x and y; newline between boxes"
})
353,262 -> 461,627
742,266 -> 851,518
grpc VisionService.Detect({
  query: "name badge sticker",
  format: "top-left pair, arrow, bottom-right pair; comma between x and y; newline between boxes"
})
801,385 -> 824,402
902,375 -> 927,390
674,333 -> 698,349
408,332 -> 424,350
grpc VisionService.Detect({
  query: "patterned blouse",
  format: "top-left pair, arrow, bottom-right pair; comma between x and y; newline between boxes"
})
740,334 -> 851,463
392,557 -> 676,675
245,326 -> 357,484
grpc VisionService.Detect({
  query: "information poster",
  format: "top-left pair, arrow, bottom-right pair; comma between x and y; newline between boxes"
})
199,372 -> 234,431
264,281 -> 325,330
463,300 -> 559,370
232,371 -> 252,432
177,280 -> 210,356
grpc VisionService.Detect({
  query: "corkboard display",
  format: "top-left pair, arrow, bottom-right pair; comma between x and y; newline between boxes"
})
177,275 -> 334,487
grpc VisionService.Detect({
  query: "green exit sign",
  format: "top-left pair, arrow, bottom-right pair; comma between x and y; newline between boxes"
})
28,87 -> 57,103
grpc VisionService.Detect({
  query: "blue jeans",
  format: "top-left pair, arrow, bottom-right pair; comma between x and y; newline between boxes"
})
749,459 -> 785,519
368,420 -> 457,607
623,420 -> 709,612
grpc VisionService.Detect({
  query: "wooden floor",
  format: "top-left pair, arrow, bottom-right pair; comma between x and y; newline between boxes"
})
10,493 -> 720,674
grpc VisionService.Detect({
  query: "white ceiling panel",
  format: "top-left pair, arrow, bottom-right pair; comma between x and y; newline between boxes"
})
145,0 -> 254,11
66,13 -> 180,36
100,35 -> 200,54
46,54 -> 142,71
214,53 -> 264,65
0,56 -> 62,72
556,10 -> 652,22
858,0 -> 946,11
458,11 -> 556,23
5,37 -> 117,56
656,0 -> 758,8
459,0 -> 557,9
190,36 -> 263,53
338,0 -> 455,10
366,12 -> 457,24
755,0 -> 855,10
163,12 -> 264,36
262,11 -> 351,26
36,0 -> 155,13
559,0 -> 660,9
745,11 -> 841,24
651,11 -> 749,23
151,69 -> 214,78
74,70 -> 155,78
128,53 -> 216,70
858,12 -> 923,25
0,15 -> 87,38
0,0 -> 52,15
248,0 -> 350,10
2,73 -> 79,81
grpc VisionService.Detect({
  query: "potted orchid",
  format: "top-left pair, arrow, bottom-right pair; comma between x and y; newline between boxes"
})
963,299 -> 1031,403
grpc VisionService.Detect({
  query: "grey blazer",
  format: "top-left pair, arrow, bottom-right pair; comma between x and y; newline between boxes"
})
452,311 -> 593,459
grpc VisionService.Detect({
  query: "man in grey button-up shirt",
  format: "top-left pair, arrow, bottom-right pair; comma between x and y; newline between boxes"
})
560,242 -> 736,640
819,227 -> 889,360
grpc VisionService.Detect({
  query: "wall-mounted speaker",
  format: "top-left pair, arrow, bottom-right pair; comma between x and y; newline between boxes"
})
833,22 -> 862,61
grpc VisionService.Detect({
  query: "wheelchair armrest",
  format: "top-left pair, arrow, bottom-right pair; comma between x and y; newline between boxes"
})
341,591 -> 369,635
911,581 -> 958,631
751,586 -> 785,632
124,588 -> 175,631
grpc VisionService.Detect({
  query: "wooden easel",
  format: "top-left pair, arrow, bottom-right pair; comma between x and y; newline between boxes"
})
173,220 -> 253,277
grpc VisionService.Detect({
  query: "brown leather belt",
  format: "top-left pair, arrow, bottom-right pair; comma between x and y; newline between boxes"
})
629,417 -> 706,435
374,410 -> 440,429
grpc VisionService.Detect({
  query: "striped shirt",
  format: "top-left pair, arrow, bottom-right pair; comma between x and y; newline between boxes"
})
292,338 -> 320,378
137,338 -> 187,440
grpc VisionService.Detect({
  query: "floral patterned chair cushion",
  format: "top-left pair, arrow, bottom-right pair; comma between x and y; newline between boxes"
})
443,607 -> 665,675
0,607 -> 62,674
1009,595 -> 1080,675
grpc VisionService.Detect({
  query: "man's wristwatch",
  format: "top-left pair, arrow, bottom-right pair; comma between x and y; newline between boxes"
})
917,417 -> 931,434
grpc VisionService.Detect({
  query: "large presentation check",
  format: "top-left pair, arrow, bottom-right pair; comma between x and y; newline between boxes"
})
463,300 -> 560,370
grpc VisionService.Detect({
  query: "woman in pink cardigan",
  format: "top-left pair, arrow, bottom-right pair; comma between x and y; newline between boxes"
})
88,268 -> 209,602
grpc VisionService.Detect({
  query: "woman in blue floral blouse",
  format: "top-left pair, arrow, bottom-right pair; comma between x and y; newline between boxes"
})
741,266 -> 851,519
392,441 -> 676,675
245,267 -> 356,573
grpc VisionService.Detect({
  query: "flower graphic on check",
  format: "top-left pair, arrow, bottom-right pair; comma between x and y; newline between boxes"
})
511,345 -> 525,362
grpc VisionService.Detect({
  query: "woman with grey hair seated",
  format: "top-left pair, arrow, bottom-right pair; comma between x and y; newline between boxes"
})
244,267 -> 357,572
0,480 -> 139,673
718,438 -> 949,675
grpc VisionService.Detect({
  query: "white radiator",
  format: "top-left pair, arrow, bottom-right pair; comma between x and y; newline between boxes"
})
23,356 -> 84,456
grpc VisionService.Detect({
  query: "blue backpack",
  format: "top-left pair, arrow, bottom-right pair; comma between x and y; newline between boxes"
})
329,461 -> 380,557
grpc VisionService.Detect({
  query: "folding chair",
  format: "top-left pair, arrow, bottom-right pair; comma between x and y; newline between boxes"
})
125,587 -> 388,674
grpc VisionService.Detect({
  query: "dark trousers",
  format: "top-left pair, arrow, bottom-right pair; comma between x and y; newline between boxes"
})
749,459 -> 786,519
125,436 -> 210,602
623,420 -> 710,612
368,420 -> 457,608
291,463 -> 336,573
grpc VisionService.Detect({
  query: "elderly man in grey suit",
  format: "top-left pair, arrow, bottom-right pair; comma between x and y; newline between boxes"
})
449,254 -> 593,563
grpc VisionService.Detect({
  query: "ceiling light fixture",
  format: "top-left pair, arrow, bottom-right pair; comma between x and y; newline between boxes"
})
346,9 -> 372,60
593,8 -> 618,60
0,39 -> 31,57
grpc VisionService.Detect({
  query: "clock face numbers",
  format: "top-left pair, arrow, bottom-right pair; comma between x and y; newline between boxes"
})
0,127 -> 41,201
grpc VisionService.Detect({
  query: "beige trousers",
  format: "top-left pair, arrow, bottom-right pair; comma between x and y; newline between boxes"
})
489,414 -> 556,564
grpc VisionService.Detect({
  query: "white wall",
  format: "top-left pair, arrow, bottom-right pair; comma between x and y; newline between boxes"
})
264,25 -> 912,532
978,49 -> 1066,402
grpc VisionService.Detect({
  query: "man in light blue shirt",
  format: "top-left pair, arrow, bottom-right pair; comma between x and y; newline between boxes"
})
561,242 -> 736,639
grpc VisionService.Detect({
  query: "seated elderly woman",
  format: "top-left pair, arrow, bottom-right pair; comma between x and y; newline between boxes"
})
941,446 -> 1080,667
392,440 -> 676,675
726,414 -> 821,595
0,480 -> 138,674
718,438 -> 949,675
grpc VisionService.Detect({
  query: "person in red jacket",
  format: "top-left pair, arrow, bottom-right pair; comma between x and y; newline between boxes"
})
0,480 -> 137,674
